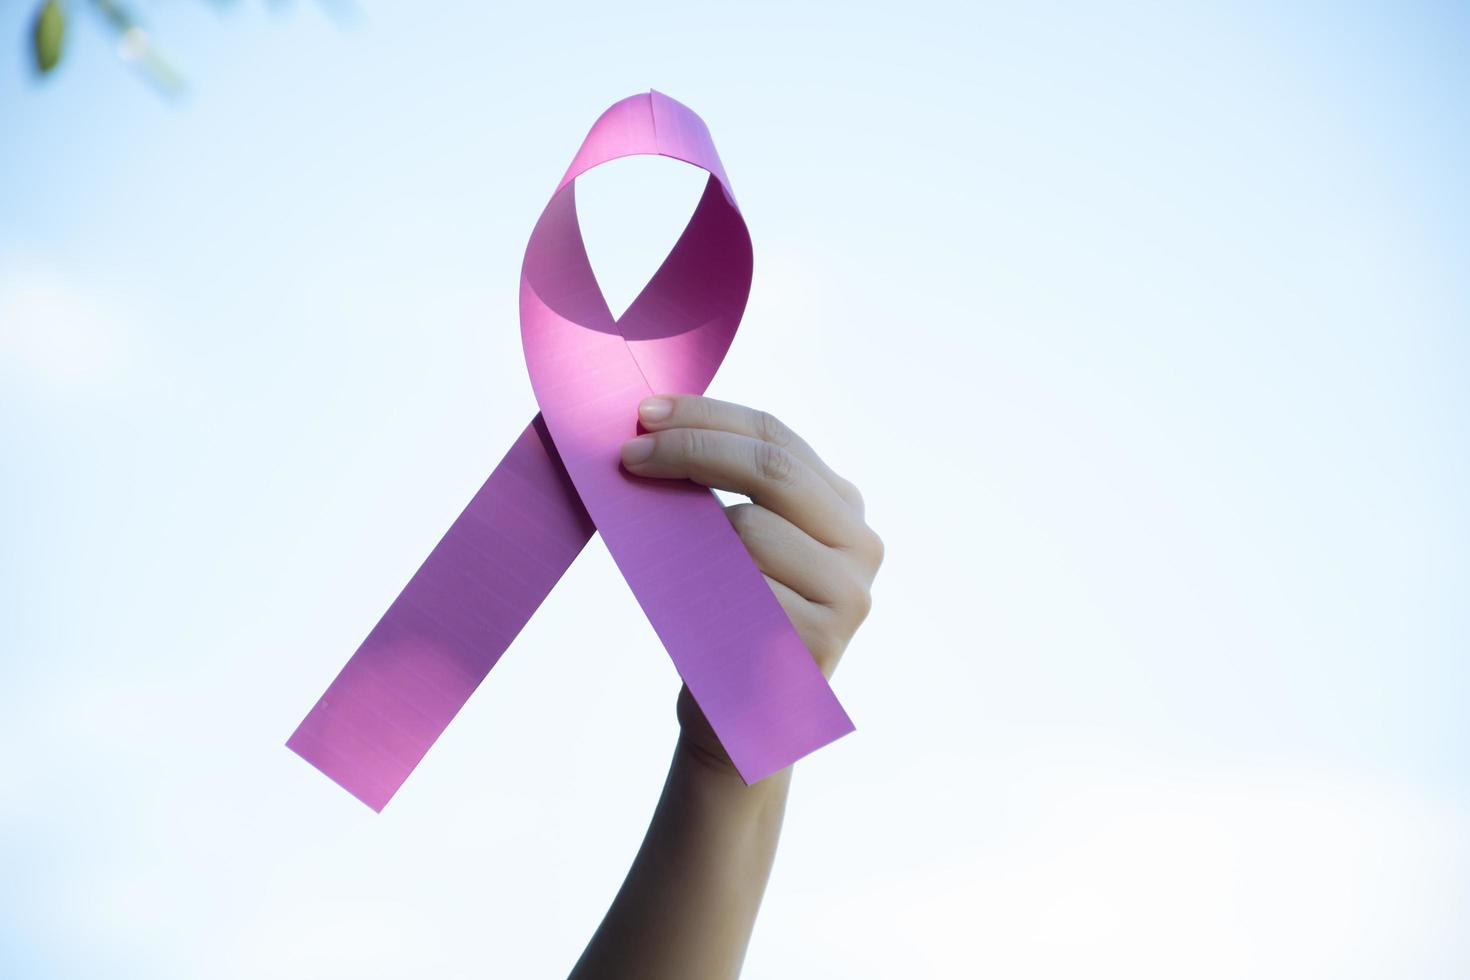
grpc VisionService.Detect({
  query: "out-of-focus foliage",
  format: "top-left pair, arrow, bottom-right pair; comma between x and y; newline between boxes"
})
32,0 -> 66,73
24,1 -> 352,95
27,0 -> 185,95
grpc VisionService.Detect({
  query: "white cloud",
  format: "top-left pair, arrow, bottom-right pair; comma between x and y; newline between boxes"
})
0,258 -> 132,390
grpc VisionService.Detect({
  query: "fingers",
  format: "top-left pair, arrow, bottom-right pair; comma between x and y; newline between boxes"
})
725,503 -> 871,614
635,394 -> 865,515
619,394 -> 882,682
621,423 -> 867,549
761,573 -> 845,678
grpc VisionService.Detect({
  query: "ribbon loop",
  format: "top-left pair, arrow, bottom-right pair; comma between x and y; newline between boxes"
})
288,91 -> 853,812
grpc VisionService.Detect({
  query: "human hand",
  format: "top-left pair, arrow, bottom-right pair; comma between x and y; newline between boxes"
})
619,395 -> 883,771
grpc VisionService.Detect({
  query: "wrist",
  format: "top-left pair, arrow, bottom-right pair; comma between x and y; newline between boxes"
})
675,684 -> 738,774
675,685 -> 797,798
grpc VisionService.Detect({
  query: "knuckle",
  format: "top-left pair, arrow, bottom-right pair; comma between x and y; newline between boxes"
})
754,441 -> 796,486
690,395 -> 716,427
866,528 -> 885,568
679,426 -> 707,463
840,573 -> 873,623
754,409 -> 793,448
847,525 -> 884,569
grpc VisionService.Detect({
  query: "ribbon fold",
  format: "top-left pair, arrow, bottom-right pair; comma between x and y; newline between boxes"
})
288,91 -> 853,811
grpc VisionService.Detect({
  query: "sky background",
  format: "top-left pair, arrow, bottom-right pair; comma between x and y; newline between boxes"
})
2,2 -> 1468,977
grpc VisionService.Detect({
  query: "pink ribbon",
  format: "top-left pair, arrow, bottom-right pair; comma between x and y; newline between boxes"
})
288,91 -> 854,811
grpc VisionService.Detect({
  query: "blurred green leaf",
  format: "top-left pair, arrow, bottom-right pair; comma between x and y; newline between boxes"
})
33,0 -> 66,74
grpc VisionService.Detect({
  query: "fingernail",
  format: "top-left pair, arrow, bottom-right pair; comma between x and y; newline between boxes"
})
621,435 -> 655,467
638,397 -> 673,423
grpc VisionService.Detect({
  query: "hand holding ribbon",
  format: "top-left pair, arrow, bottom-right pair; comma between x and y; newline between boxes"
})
622,395 -> 883,771
287,92 -> 857,811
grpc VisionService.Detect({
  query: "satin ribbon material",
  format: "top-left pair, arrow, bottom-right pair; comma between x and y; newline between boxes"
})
288,92 -> 854,812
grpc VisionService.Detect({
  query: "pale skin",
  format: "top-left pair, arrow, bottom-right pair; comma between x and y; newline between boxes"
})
568,394 -> 884,980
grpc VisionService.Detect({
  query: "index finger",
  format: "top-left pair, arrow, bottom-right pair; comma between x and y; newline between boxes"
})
620,426 -> 868,550
636,394 -> 865,515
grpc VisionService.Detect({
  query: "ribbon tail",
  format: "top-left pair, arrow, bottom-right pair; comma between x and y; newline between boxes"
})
604,478 -> 857,783
286,415 -> 594,811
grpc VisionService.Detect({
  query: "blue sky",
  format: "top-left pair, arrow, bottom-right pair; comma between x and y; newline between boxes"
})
2,2 -> 1468,977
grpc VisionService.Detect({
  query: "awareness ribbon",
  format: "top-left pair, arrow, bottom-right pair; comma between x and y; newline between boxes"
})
288,91 -> 854,811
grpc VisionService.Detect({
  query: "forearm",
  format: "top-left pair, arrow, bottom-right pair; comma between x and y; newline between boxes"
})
570,394 -> 881,978
569,734 -> 792,980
